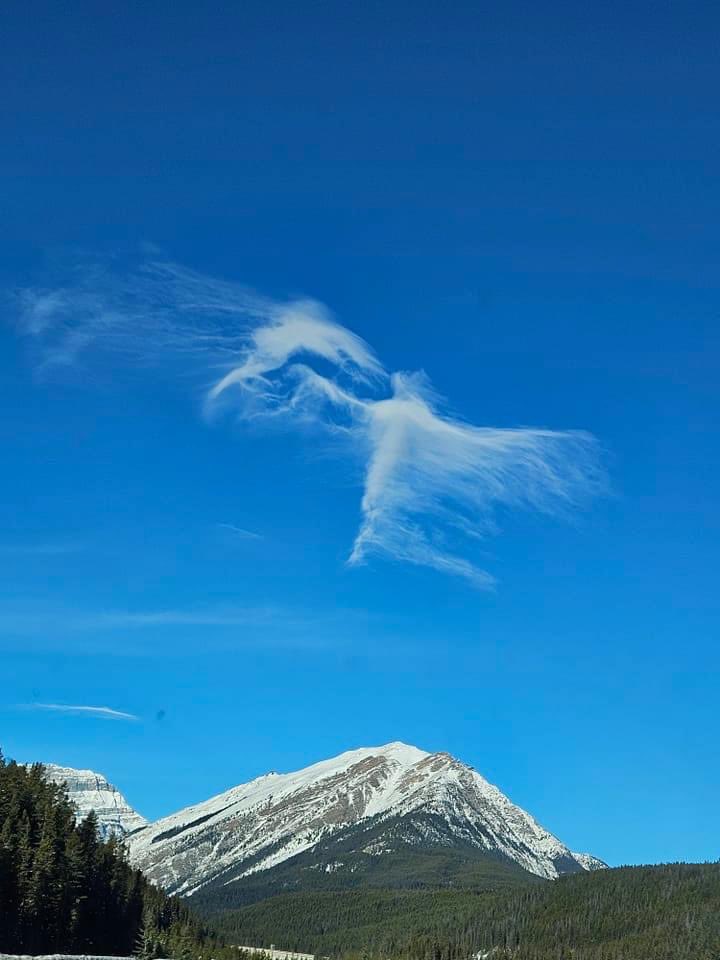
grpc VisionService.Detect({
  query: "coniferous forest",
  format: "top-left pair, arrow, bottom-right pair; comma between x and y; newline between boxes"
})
1,751 -> 719,960
211,864 -> 720,960
0,752 -> 228,958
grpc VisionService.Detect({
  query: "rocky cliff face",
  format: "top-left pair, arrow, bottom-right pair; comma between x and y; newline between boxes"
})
43,763 -> 148,839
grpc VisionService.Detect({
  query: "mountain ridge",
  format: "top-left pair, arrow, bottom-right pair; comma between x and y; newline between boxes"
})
125,741 -> 604,897
40,742 -> 604,901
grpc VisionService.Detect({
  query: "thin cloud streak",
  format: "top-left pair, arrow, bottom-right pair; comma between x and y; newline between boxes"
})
22,703 -> 139,721
0,542 -> 84,557
0,606 -> 356,655
0,606 -> 293,632
89,608 -> 278,628
0,606 -> 338,633
14,258 -> 605,586
217,523 -> 263,541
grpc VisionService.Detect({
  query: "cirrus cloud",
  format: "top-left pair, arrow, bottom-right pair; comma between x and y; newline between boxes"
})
12,258 -> 604,587
21,703 -> 139,722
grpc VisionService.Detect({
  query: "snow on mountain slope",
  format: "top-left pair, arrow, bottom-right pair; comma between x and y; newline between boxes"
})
127,742 -> 603,895
43,763 -> 148,839
572,851 -> 607,871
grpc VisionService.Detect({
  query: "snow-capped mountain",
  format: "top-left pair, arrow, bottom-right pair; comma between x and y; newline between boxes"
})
43,763 -> 148,839
126,742 -> 604,897
572,851 -> 606,872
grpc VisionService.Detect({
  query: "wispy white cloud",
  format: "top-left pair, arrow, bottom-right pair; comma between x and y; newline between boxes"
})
84,608 -> 278,628
346,372 -> 602,587
13,258 -> 605,586
217,522 -> 263,541
0,606 -> 287,632
0,542 -> 84,557
22,703 -> 138,721
208,298 -> 383,405
0,605 -> 374,657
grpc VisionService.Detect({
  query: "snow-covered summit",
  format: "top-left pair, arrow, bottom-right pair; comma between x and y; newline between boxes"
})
126,741 -> 603,895
42,763 -> 148,839
35,744 -> 604,896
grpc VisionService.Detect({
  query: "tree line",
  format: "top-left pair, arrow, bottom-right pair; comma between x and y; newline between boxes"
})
0,750 -> 234,958
2,749 -> 719,959
211,863 -> 720,960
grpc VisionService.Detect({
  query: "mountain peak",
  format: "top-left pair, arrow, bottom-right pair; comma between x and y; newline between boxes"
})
42,762 -> 147,839
350,741 -> 430,763
126,743 -> 603,897
37,746 -> 604,902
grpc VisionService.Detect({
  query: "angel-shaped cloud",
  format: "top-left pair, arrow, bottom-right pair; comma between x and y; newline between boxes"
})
14,259 -> 603,586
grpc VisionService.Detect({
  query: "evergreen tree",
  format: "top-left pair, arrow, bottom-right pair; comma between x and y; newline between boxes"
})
4,747 -> 719,960
0,750 -> 233,959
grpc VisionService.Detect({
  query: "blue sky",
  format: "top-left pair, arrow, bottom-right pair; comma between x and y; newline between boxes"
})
1,0 -> 719,869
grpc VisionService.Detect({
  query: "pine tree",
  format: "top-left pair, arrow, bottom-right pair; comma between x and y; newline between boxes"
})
0,750 -> 231,958
136,909 -> 162,960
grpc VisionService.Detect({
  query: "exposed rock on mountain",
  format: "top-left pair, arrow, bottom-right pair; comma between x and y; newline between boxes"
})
125,742 -> 603,897
43,763 -> 148,839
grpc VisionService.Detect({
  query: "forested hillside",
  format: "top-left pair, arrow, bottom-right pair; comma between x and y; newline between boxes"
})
2,749 -> 718,960
0,751 -> 226,957
192,828 -> 537,914
211,863 -> 720,960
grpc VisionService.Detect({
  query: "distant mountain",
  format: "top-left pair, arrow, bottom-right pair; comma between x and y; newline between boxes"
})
42,762 -> 147,839
125,742 -> 604,901
0,755 -> 222,958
